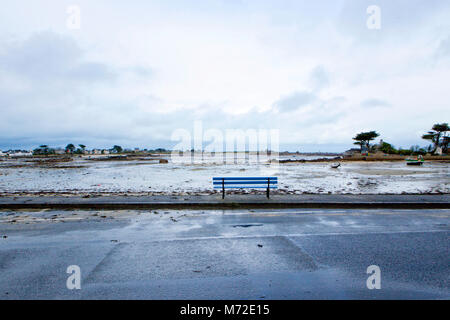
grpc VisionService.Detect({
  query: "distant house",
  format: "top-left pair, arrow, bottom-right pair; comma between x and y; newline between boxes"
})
101,149 -> 110,155
0,150 -> 5,157
92,149 -> 102,155
7,150 -> 33,157
54,148 -> 65,155
372,139 -> 384,151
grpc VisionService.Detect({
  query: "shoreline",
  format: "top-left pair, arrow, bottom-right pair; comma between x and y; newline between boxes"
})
2,154 -> 450,162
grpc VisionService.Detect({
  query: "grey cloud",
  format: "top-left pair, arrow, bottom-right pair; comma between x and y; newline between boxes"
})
328,96 -> 347,104
0,32 -> 116,84
0,32 -> 155,149
67,62 -> 115,82
360,98 -> 391,108
310,66 -> 329,91
130,66 -> 154,77
0,32 -> 80,79
436,35 -> 450,58
274,91 -> 316,112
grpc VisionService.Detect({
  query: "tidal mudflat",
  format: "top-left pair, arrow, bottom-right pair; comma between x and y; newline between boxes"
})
0,155 -> 448,196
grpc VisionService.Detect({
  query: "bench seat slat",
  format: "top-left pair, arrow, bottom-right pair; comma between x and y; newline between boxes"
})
213,177 -> 277,181
213,181 -> 277,185
214,186 -> 278,189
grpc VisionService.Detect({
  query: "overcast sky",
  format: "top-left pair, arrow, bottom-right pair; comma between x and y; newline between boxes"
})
1,0 -> 449,152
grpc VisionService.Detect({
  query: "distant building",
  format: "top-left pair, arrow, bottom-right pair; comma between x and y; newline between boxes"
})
92,149 -> 102,155
7,150 -> 33,157
54,148 -> 65,155
371,139 -> 384,152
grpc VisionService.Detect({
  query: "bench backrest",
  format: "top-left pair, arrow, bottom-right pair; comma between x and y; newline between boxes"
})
212,177 -> 278,189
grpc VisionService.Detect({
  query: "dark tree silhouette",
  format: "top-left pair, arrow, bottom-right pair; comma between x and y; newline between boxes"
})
352,131 -> 380,151
422,123 -> 449,152
65,144 -> 75,154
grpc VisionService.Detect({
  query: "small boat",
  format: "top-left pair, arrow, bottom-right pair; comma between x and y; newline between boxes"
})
331,162 -> 341,169
406,156 -> 424,166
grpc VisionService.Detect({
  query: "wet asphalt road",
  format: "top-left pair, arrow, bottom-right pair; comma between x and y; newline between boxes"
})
0,208 -> 449,299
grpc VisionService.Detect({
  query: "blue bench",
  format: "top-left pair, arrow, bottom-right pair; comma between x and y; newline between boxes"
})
213,177 -> 278,199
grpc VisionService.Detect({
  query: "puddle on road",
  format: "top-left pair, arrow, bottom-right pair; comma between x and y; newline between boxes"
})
233,224 -> 264,228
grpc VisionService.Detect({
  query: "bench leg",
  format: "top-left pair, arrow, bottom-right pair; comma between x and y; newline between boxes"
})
222,179 -> 225,199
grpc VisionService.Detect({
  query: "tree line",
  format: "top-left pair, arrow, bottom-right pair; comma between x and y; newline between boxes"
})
33,144 -> 122,155
353,123 -> 449,155
32,144 -> 168,155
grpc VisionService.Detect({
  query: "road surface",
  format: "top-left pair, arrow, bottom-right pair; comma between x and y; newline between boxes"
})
0,208 -> 449,299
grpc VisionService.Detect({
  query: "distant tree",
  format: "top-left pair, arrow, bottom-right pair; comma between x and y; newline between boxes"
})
422,123 -> 449,153
33,145 -> 54,155
397,148 -> 413,156
111,145 -> 123,153
443,136 -> 450,153
65,143 -> 75,154
422,132 -> 439,152
352,131 -> 380,151
69,144 -> 85,155
380,142 -> 397,154
433,123 -> 449,137
353,141 -> 364,150
409,145 -> 427,155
